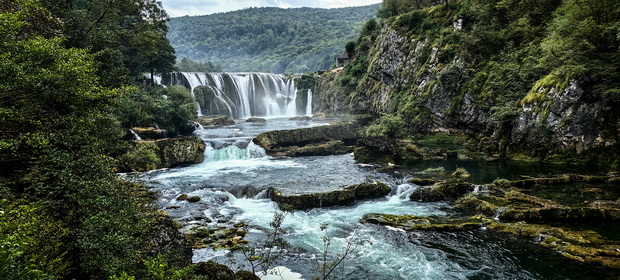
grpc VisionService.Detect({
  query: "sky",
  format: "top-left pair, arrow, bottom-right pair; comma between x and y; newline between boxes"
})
160,0 -> 382,17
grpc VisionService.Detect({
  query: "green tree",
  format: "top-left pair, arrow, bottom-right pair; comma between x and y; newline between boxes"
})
41,0 -> 176,87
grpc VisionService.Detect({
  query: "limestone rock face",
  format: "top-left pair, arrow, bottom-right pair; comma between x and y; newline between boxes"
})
512,80 -> 617,155
312,22 -> 619,161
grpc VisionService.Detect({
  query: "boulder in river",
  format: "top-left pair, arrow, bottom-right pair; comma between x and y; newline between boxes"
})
246,117 -> 267,123
119,136 -> 205,172
270,181 -> 391,210
253,121 -> 362,156
196,115 -> 236,126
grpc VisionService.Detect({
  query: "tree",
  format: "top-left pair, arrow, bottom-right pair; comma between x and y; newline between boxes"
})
41,0 -> 177,87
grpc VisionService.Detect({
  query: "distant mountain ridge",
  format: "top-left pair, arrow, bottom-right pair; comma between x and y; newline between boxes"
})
167,4 -> 380,73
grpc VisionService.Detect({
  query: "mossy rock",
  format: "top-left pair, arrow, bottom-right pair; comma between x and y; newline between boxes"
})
197,115 -> 236,126
360,213 -> 486,232
409,178 -> 438,186
246,117 -> 267,122
119,136 -> 206,172
194,261 -> 235,279
269,140 -> 354,157
187,196 -> 201,203
253,121 -> 361,153
235,270 -> 260,280
289,116 -> 312,121
410,182 -> 475,201
176,194 -> 188,201
271,181 -> 391,210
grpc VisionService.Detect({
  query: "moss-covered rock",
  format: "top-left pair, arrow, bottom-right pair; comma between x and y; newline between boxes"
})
253,121 -> 362,156
409,178 -> 438,186
235,270 -> 260,280
410,182 -> 475,201
145,211 -> 193,267
268,140 -> 354,157
246,117 -> 267,122
271,181 -> 391,210
197,115 -> 236,126
194,261 -> 235,279
119,136 -> 206,172
360,213 -> 487,232
187,196 -> 201,203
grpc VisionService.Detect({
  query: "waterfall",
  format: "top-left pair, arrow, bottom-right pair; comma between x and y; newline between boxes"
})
129,129 -> 142,141
204,140 -> 267,162
306,89 -> 313,116
168,72 -> 310,119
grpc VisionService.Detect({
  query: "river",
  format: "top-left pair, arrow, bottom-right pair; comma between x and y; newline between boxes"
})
137,116 -> 616,280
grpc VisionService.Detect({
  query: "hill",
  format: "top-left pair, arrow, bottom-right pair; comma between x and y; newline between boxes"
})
167,5 -> 380,73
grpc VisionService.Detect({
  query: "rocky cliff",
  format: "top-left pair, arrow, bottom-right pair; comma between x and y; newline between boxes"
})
119,136 -> 206,172
312,2 -> 619,163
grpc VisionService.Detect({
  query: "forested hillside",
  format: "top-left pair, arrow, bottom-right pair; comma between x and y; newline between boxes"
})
167,5 -> 380,73
314,0 -> 620,163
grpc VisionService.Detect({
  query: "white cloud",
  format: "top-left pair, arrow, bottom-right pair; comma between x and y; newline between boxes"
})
160,0 -> 381,17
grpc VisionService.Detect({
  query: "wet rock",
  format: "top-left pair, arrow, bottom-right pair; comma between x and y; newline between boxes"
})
410,182 -> 475,201
194,261 -> 235,279
486,221 -> 620,269
145,212 -> 193,267
119,136 -> 206,172
271,181 -> 391,210
409,178 -> 438,186
176,194 -> 188,201
253,121 -> 362,156
187,196 -> 201,203
360,213 -> 486,231
235,270 -> 260,280
246,117 -> 267,123
289,116 -> 312,121
196,115 -> 236,126
272,140 -> 354,157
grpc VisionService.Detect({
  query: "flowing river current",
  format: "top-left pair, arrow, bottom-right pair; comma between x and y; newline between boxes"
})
137,117 -> 616,280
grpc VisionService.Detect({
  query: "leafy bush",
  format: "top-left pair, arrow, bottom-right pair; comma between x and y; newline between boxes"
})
115,86 -> 197,136
366,115 -> 406,138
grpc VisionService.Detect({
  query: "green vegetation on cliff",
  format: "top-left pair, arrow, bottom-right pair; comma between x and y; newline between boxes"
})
317,0 -> 619,163
167,5 -> 380,73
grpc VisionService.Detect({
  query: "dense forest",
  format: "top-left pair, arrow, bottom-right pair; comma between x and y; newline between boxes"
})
167,5 -> 380,73
0,0 -> 200,278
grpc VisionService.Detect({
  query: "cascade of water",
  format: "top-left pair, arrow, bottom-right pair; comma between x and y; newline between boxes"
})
203,140 -> 267,162
306,89 -> 313,116
129,129 -> 142,141
174,72 -> 303,119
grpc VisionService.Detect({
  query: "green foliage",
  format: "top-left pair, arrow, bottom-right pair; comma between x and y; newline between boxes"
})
296,73 -> 318,90
120,142 -> 161,172
176,57 -> 222,72
366,115 -> 406,138
115,86 -> 197,136
345,41 -> 356,54
41,0 -> 176,87
0,1 -> 183,279
167,5 -> 380,73
0,201 -> 68,279
452,167 -> 470,178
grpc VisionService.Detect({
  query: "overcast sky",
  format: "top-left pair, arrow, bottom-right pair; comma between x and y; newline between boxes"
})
160,0 -> 382,17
